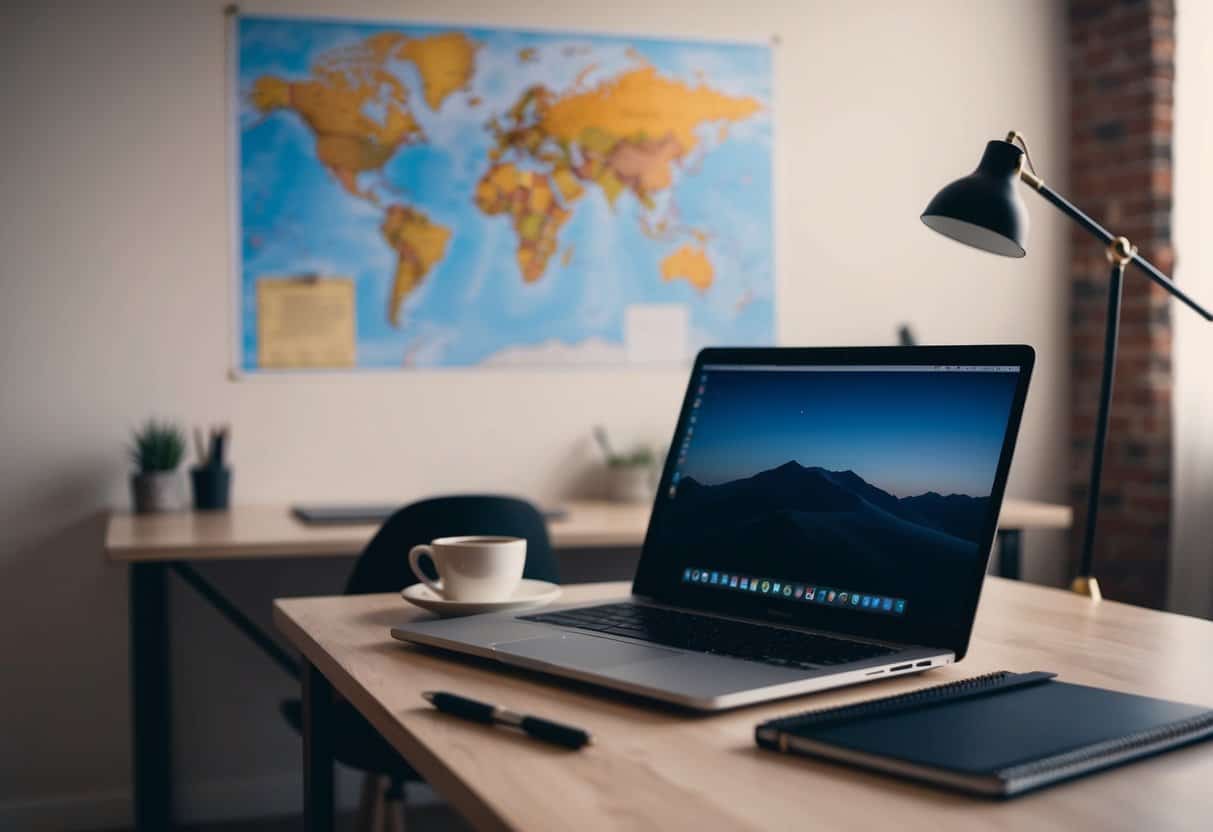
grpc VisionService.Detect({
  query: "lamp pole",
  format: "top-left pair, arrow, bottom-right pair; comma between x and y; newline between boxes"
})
1072,255 -> 1125,602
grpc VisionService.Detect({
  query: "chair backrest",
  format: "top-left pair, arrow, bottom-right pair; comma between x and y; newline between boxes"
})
344,494 -> 559,595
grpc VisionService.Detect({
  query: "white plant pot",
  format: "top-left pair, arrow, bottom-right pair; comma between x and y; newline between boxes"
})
605,466 -> 656,503
131,471 -> 181,514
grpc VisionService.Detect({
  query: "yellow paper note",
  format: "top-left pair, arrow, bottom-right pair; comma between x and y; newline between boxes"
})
256,277 -> 356,369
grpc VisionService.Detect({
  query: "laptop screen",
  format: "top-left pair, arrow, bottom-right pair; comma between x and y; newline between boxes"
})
633,347 -> 1033,658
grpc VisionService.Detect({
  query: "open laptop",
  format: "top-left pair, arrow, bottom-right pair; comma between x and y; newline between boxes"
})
392,346 -> 1034,710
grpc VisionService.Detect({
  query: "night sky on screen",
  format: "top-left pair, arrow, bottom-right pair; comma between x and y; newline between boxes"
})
681,368 -> 1020,498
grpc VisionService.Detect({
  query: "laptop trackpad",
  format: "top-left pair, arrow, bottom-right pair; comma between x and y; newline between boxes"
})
493,634 -> 680,670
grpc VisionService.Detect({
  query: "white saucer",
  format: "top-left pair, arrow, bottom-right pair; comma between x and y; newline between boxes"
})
400,580 -> 562,618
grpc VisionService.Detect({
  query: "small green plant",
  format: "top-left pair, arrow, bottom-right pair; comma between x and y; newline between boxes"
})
129,420 -> 186,473
593,425 -> 656,468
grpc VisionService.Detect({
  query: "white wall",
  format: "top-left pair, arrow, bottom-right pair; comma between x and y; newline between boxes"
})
0,0 -> 1070,826
1171,0 -> 1213,618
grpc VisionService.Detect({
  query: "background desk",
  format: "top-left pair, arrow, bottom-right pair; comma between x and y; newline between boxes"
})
105,500 -> 650,559
276,579 -> 1213,831
105,497 -> 1070,830
106,497 -> 1070,575
104,500 -> 647,830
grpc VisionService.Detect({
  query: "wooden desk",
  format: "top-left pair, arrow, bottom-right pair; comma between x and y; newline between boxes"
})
104,498 -> 1069,563
275,580 -> 1213,831
105,498 -> 1069,829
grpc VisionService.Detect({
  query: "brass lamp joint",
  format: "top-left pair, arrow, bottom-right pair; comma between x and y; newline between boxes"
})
1070,576 -> 1103,602
1018,166 -> 1045,190
1106,236 -> 1137,267
1006,130 -> 1044,190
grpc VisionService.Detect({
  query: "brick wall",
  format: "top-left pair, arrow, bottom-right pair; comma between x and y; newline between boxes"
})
1068,0 -> 1175,607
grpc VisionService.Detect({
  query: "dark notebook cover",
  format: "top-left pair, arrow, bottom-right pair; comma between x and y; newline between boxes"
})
756,671 -> 1213,797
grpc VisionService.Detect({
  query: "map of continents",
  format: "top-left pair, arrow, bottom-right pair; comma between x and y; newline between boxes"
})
237,16 -> 773,368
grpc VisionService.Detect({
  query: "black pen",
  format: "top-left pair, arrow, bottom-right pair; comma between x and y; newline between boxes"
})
421,691 -> 592,750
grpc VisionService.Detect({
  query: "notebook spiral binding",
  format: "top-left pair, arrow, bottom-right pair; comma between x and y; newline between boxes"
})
762,670 -> 1036,732
1000,710 -> 1213,786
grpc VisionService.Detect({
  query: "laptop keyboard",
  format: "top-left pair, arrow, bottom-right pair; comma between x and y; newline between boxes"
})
519,602 -> 895,670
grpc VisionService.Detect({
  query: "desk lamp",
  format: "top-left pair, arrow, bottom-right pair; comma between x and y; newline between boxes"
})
921,131 -> 1212,601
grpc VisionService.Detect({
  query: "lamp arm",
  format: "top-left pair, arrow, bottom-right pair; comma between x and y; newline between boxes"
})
1021,173 -> 1213,321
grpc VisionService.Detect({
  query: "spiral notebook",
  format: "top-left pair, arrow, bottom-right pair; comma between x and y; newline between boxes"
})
756,670 -> 1213,797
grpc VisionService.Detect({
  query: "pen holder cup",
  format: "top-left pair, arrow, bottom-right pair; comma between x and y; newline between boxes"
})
190,466 -> 232,511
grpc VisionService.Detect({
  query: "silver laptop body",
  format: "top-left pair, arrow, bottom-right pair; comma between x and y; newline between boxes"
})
393,346 -> 1034,711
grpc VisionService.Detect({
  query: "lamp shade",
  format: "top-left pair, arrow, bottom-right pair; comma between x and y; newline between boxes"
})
921,140 -> 1029,258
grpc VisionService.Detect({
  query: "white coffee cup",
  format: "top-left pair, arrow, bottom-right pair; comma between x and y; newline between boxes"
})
408,536 -> 527,602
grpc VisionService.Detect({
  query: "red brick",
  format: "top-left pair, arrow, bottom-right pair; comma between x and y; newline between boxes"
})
1067,0 -> 1174,608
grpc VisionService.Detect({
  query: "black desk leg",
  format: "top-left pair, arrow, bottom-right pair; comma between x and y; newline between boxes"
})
130,563 -> 172,830
997,529 -> 1022,580
303,661 -> 335,832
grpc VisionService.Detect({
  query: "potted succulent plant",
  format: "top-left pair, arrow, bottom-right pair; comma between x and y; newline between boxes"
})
129,420 -> 186,514
593,426 -> 659,503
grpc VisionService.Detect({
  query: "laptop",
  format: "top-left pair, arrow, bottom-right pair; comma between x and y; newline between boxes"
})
392,345 -> 1035,710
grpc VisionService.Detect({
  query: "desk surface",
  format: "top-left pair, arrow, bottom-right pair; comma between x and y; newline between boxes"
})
274,579 -> 1213,831
104,500 -> 654,561
104,498 -> 1071,563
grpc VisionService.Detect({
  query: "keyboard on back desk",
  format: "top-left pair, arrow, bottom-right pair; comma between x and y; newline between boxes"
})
519,602 -> 895,670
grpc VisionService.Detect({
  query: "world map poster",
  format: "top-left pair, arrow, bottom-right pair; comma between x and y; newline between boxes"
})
234,15 -> 774,370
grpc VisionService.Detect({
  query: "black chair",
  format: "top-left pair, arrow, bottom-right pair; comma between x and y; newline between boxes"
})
281,495 -> 559,829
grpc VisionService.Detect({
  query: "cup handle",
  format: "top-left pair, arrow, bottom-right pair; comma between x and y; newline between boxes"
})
408,545 -> 445,597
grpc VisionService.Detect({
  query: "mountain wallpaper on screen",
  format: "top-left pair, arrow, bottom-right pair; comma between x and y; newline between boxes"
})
660,461 -> 991,601
655,367 -> 1021,604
